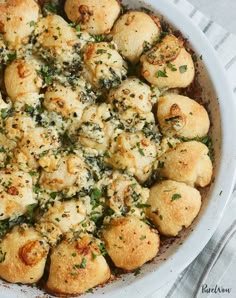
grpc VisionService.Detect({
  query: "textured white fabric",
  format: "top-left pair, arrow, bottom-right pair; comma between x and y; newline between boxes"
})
149,0 -> 236,297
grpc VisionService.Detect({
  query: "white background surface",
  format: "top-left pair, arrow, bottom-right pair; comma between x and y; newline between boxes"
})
188,0 -> 236,34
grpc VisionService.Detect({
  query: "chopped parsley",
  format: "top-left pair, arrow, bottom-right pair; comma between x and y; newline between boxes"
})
80,257 -> 87,269
1,108 -> 13,119
27,203 -> 38,219
171,193 -> 182,201
29,20 -> 35,27
138,147 -> 145,156
50,192 -> 57,200
71,271 -> 78,276
137,142 -> 145,156
91,251 -> 97,260
92,35 -> 106,42
156,69 -> 168,78
86,288 -> 94,294
75,25 -> 81,32
91,188 -> 102,201
33,185 -> 41,194
96,49 -> 107,55
24,104 -> 34,114
38,65 -> 53,85
167,61 -> 177,71
29,171 -> 37,176
130,183 -> 137,189
158,161 -> 165,168
104,151 -> 110,158
140,235 -> 146,240
7,52 -> 17,62
179,65 -> 187,73
134,268 -> 141,276
98,243 -> 107,256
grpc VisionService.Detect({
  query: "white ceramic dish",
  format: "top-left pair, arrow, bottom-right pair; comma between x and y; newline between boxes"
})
1,0 -> 236,297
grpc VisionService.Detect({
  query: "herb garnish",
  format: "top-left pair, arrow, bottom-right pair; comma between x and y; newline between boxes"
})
156,69 -> 168,78
171,193 -> 182,201
179,65 -> 187,73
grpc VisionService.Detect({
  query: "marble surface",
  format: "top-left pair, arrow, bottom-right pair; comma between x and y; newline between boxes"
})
188,0 -> 236,34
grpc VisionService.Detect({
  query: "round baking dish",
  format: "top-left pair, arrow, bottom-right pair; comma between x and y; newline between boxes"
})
0,0 -> 236,297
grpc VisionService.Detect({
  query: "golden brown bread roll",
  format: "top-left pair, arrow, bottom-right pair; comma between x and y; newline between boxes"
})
108,77 -> 153,113
108,77 -> 155,131
64,0 -> 121,35
0,225 -> 49,283
111,11 -> 160,63
0,0 -> 39,49
78,103 -> 116,153
141,35 -> 195,89
157,141 -> 213,187
15,127 -> 60,169
82,42 -> 127,89
4,59 -> 42,102
157,93 -> 210,138
39,200 -> 87,234
46,235 -> 111,295
34,15 -> 80,66
108,131 -> 157,183
146,180 -> 201,236
39,154 -> 88,192
0,170 -> 36,220
106,171 -> 149,217
102,216 -> 160,270
44,80 -> 95,120
5,114 -> 36,141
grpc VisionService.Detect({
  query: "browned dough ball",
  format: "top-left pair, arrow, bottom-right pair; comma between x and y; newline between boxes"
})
82,42 -> 127,89
157,93 -> 210,138
0,225 -> 49,283
108,77 -> 153,113
46,235 -> 111,296
146,180 -> 201,236
157,141 -> 213,187
0,0 -> 39,49
64,0 -> 121,35
102,216 -> 160,271
4,59 -> 42,102
111,11 -> 160,63
141,35 -> 195,89
108,131 -> 157,183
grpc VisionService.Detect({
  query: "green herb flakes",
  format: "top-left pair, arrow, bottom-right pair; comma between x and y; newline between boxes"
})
171,193 -> 182,201
80,257 -> 87,269
134,268 -> 141,276
167,61 -> 177,71
156,69 -> 168,78
179,65 -> 187,73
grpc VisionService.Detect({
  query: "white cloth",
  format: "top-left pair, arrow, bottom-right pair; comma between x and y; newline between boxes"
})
149,0 -> 236,297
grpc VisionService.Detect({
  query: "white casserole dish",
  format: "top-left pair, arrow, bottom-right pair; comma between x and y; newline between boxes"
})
1,0 -> 236,297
